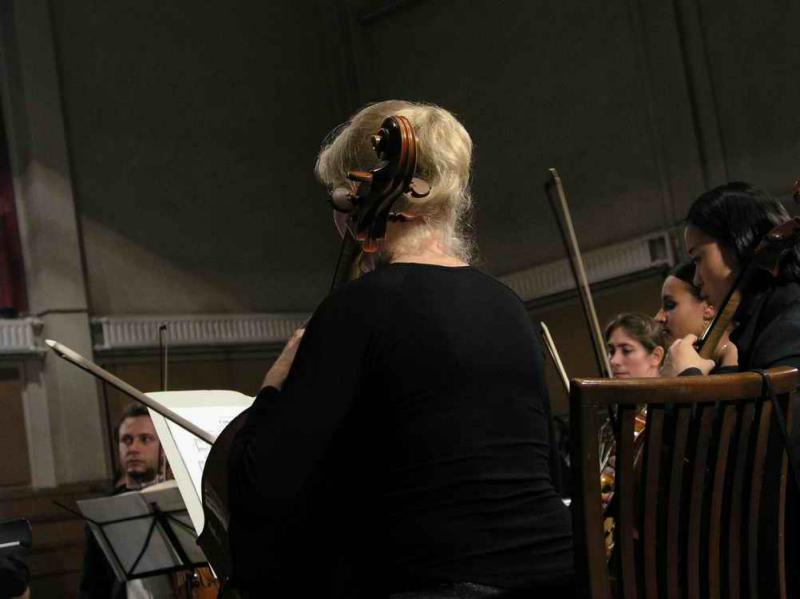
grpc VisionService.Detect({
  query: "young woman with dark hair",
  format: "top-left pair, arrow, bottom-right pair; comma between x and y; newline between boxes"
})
655,261 -> 738,368
661,182 -> 800,594
664,181 -> 800,375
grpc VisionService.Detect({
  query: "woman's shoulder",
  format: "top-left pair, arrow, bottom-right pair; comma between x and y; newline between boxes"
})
316,263 -> 526,321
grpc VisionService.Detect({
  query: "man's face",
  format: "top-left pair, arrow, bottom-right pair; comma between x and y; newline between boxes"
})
118,416 -> 160,486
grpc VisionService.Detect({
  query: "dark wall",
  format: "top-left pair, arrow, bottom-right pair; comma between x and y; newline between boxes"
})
47,0 -> 800,314
49,0 -> 348,314
346,0 -> 800,273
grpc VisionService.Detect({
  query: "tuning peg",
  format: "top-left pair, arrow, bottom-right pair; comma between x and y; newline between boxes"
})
329,187 -> 357,213
361,237 -> 380,253
408,178 -> 431,198
347,170 -> 373,183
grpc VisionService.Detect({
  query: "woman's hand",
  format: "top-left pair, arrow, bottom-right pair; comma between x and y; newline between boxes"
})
261,328 -> 305,390
661,333 -> 715,377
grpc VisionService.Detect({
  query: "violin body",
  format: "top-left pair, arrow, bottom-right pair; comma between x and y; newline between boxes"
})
196,410 -> 250,596
172,566 -> 222,599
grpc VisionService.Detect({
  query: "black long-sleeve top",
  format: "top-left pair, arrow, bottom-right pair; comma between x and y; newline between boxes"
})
228,263 -> 574,597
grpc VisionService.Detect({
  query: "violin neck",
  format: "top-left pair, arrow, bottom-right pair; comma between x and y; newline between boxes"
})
696,261 -> 755,359
329,233 -> 362,293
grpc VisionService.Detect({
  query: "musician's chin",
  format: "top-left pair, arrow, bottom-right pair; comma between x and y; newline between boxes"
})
125,460 -> 147,473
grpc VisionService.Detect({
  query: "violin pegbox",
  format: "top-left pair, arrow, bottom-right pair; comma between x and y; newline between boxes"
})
329,115 -> 432,252
753,217 -> 800,277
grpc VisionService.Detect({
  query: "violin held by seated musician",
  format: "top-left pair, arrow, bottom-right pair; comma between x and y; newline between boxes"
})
226,100 -> 575,598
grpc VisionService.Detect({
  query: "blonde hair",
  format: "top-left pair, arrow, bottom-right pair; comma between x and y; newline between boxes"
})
315,100 -> 474,262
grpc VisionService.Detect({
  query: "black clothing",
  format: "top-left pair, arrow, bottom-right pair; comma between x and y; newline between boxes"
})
733,281 -> 800,596
228,264 -> 574,597
388,580 -> 566,598
0,555 -> 28,598
79,524 -> 126,599
730,281 -> 800,371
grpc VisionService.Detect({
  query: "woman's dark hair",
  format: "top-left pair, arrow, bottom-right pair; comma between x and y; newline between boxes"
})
668,261 -> 703,300
686,181 -> 800,283
604,313 -> 665,353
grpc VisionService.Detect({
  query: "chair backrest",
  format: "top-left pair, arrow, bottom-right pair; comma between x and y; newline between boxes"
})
569,366 -> 798,599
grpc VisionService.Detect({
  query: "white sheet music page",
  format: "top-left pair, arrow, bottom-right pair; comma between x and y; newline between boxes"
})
146,390 -> 253,535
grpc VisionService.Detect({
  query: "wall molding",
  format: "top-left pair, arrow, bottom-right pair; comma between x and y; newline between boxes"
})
0,317 -> 43,355
83,230 -> 675,352
0,231 -> 674,354
498,230 -> 674,303
91,313 -> 310,352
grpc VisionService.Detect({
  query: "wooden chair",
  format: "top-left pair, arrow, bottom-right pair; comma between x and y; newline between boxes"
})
569,366 -> 798,599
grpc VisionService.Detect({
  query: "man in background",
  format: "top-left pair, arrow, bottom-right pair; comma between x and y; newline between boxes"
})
114,404 -> 163,490
78,403 -> 173,598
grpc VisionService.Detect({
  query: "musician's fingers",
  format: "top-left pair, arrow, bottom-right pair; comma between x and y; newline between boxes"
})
699,357 -> 716,375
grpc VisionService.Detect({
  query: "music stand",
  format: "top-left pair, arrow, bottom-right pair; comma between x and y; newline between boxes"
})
76,480 -> 207,582
0,519 -> 31,556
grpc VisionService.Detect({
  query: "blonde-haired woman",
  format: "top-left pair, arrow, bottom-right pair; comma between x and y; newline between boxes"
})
228,101 -> 574,598
316,99 -> 475,264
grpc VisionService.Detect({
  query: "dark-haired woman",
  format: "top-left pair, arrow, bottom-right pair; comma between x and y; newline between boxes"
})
664,182 -> 800,375
662,181 -> 800,594
655,262 -> 737,368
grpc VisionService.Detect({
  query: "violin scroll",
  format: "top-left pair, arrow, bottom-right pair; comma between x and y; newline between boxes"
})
329,115 -> 430,253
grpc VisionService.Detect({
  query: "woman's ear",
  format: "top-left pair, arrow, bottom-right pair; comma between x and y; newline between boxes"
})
651,346 -> 666,367
702,301 -> 716,322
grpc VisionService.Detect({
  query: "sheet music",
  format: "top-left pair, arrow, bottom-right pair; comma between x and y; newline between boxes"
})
146,391 -> 253,534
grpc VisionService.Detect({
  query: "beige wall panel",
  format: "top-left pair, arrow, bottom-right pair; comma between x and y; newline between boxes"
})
0,368 -> 31,487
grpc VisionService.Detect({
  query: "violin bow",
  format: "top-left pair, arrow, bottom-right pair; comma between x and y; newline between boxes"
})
545,168 -> 613,379
540,321 -> 570,393
45,339 -> 215,445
